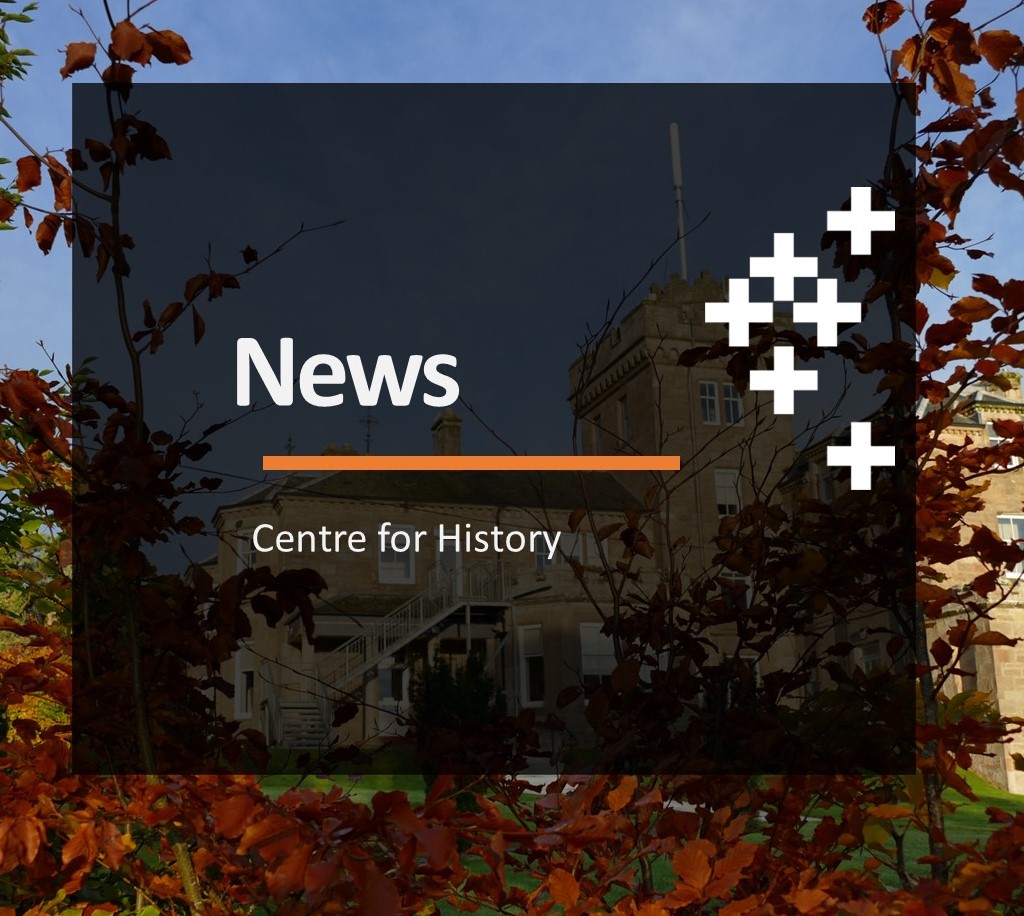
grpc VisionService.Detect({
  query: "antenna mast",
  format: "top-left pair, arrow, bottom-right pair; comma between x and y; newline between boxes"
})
362,408 -> 378,455
669,122 -> 688,282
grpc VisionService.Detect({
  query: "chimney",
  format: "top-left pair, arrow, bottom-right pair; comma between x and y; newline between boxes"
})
431,409 -> 462,456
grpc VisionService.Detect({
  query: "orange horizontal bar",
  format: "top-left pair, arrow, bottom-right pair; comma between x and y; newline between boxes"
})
263,455 -> 681,472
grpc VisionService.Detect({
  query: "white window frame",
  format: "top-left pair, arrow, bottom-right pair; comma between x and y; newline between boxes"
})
234,649 -> 256,720
617,395 -> 631,442
699,381 -> 720,425
722,382 -> 744,426
580,622 -> 617,687
518,624 -> 545,707
997,514 -> 1024,578
987,424 -> 1022,469
379,523 -> 416,584
232,528 -> 256,572
815,461 -> 835,502
714,468 -> 741,518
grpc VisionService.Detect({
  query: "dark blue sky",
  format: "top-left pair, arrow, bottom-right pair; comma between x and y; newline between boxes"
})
74,84 -> 903,475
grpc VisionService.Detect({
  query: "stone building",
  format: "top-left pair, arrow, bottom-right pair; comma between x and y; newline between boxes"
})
924,374 -> 1024,793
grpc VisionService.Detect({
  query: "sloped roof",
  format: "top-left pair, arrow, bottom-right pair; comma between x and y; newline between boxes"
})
227,469 -> 639,512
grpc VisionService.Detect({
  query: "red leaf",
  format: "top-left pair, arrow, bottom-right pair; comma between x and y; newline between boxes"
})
266,843 -> 311,898
15,156 -> 41,193
931,637 -> 953,667
211,794 -> 255,839
863,1 -> 904,34
60,42 -> 96,79
358,864 -> 401,916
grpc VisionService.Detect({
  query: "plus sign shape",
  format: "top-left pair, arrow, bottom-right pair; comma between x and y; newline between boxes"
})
792,279 -> 862,346
827,421 -> 895,490
749,233 -> 819,301
748,346 -> 818,414
705,279 -> 774,346
827,186 -> 895,255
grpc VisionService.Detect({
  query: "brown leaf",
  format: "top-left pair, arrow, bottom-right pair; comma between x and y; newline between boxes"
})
673,842 -> 712,890
931,637 -> 953,667
66,148 -> 87,172
1017,89 -> 1024,130
159,301 -> 184,326
949,296 -> 997,323
970,630 -> 1018,647
15,156 -> 41,193
242,245 -> 258,264
85,138 -> 111,162
925,0 -> 966,18
35,214 -> 61,254
548,868 -> 580,907
930,58 -> 977,107
597,522 -> 622,541
0,198 -> 19,222
110,20 -> 149,63
184,273 -> 209,301
146,29 -> 193,65
60,42 -> 96,79
568,508 -> 586,532
863,1 -> 904,34
45,155 -> 72,211
211,794 -> 255,838
358,864 -> 400,916
978,29 -> 1024,70
266,843 -> 311,898
193,308 -> 206,345
606,774 -> 637,811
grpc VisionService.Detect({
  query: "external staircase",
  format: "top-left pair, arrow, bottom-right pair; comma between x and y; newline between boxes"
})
262,560 -> 509,748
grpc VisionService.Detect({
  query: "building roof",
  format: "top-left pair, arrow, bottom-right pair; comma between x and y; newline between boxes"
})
224,469 -> 640,513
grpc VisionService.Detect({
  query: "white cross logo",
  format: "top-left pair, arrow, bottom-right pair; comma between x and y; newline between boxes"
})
792,279 -> 863,347
826,186 -> 895,256
748,346 -> 818,414
827,421 -> 895,490
749,232 -> 819,301
705,279 -> 774,346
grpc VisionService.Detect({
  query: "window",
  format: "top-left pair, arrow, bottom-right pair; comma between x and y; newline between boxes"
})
592,414 -> 605,453
379,524 -> 416,584
580,622 -> 616,686
232,528 -> 256,572
997,514 -> 1024,577
714,469 -> 741,517
617,395 -> 631,442
519,625 -> 545,706
535,538 -> 554,573
815,462 -> 834,502
988,424 -> 1022,469
234,651 -> 255,719
719,571 -> 751,610
723,383 -> 743,425
561,533 -> 585,566
700,381 -> 719,425
857,640 -> 883,675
